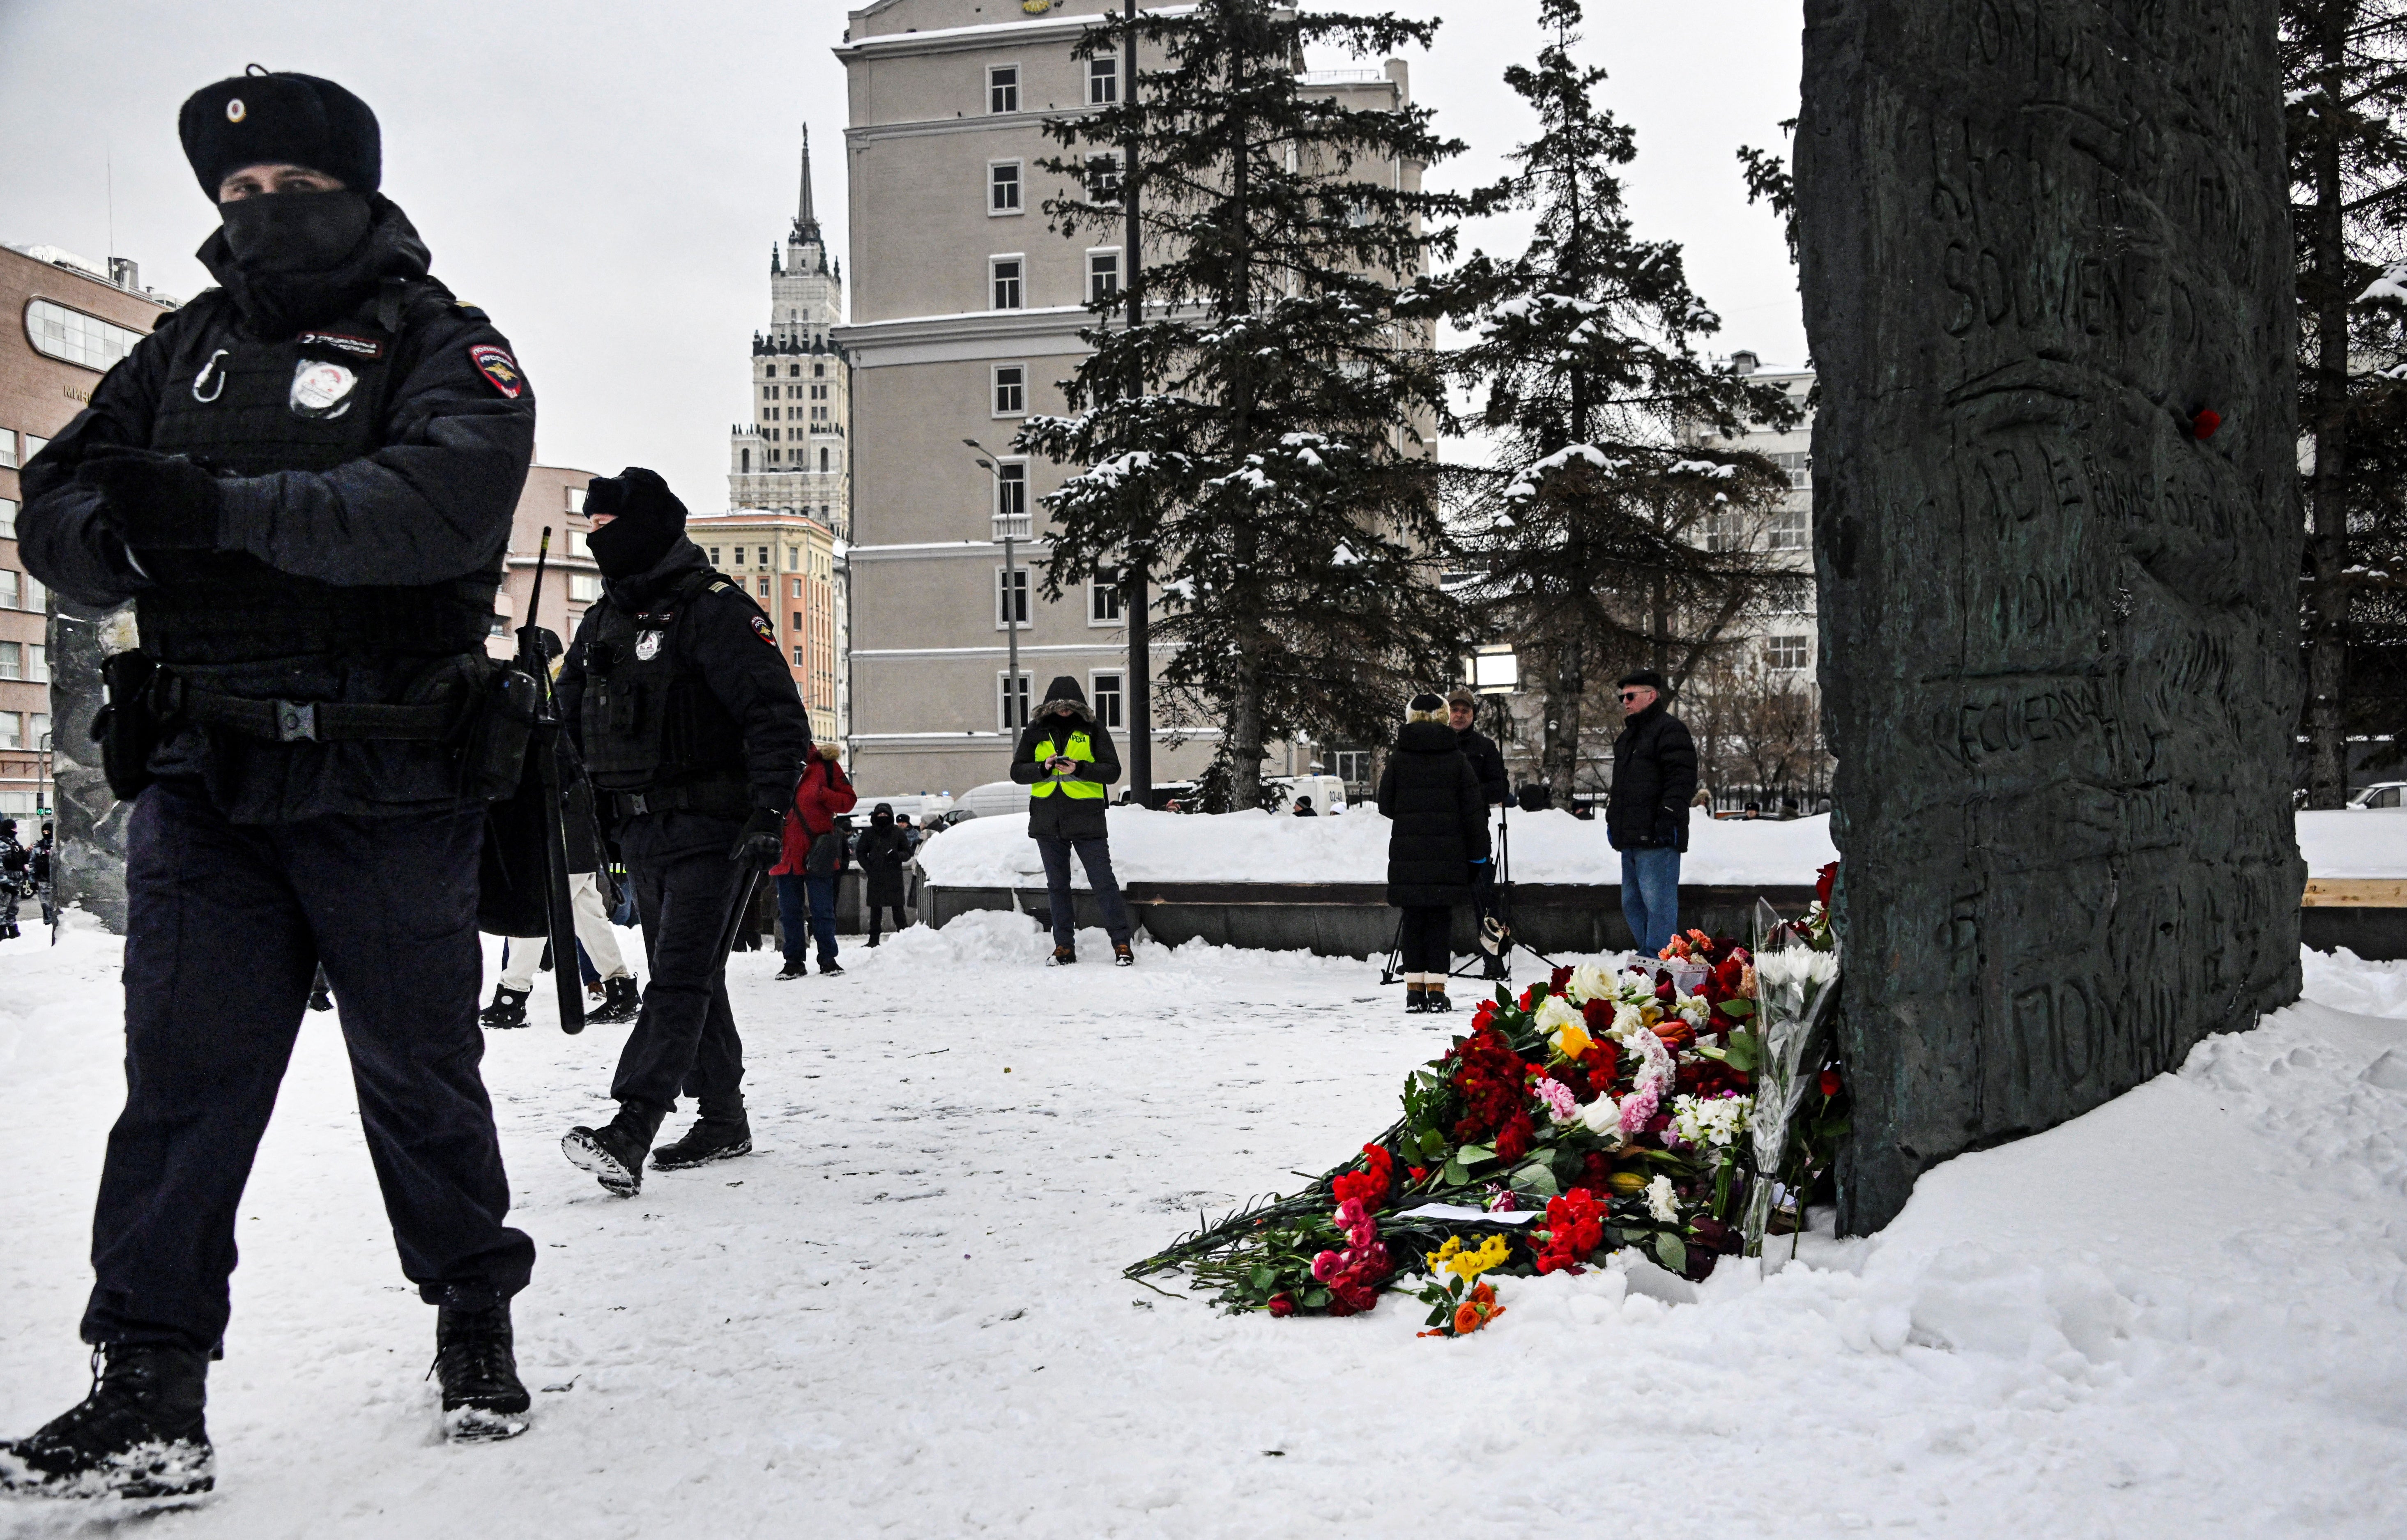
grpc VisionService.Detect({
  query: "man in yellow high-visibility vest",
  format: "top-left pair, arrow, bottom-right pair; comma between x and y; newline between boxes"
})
1010,677 -> 1135,965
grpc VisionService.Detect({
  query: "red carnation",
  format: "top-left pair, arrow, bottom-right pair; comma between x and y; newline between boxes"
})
1266,1292 -> 1297,1317
1535,1188 -> 1607,1274
1550,965 -> 1575,994
1816,861 -> 1838,907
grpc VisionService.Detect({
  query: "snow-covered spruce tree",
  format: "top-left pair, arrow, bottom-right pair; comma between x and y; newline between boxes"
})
2286,0 -> 2407,804
1018,0 -> 1469,811
1443,0 -> 1798,796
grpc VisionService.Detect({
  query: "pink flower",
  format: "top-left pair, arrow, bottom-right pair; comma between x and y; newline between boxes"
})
1534,1077 -> 1578,1124
1335,1198 -> 1370,1231
1311,1250 -> 1343,1283
1619,1085 -> 1659,1137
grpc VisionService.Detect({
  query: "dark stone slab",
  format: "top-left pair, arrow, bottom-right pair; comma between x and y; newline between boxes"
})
1797,0 -> 2303,1232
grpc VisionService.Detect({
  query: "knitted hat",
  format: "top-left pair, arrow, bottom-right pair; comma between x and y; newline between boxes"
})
179,70 -> 381,197
1408,692 -> 1447,723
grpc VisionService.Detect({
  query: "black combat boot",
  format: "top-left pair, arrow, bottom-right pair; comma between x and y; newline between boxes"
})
430,1303 -> 531,1442
1427,983 -> 1453,1013
1405,985 -> 1428,1014
561,1102 -> 664,1197
651,1109 -> 752,1170
0,1343 -> 214,1500
479,986 -> 528,1030
775,958 -> 808,981
587,975 -> 641,1025
1048,946 -> 1077,967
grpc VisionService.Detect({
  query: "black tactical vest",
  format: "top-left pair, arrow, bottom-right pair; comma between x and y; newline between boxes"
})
137,285 -> 499,665
577,572 -> 748,795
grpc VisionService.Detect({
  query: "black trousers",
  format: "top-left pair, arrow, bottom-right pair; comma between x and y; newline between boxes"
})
1398,905 -> 1453,976
610,818 -> 747,1117
865,902 -> 905,939
85,784 -> 533,1352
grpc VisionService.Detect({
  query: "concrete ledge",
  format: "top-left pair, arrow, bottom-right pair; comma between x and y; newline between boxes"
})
925,880 -> 2407,962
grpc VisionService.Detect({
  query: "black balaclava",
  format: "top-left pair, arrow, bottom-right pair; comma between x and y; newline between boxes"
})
218,188 -> 372,271
872,803 -> 895,829
585,469 -> 690,580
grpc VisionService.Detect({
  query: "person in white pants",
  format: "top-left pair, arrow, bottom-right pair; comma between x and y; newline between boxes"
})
484,872 -> 639,1028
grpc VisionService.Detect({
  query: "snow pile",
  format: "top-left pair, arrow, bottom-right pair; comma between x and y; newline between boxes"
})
918,804 -> 1841,889
921,807 -> 2407,891
4,915 -> 2406,1533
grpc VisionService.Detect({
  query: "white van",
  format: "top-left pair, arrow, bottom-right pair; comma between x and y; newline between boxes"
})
849,792 -> 955,825
1264,773 -> 1348,815
950,780 -> 1034,821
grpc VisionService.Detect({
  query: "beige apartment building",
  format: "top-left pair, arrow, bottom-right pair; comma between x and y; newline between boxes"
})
488,461 -> 603,661
686,511 -> 845,736
0,244 -> 178,819
833,0 -> 1415,795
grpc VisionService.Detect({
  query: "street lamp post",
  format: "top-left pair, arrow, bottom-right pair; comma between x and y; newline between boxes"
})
964,439 -> 1024,733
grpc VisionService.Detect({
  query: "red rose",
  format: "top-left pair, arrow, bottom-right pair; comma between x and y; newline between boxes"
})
1266,1292 -> 1297,1317
1820,1069 -> 1842,1097
1816,861 -> 1838,907
1550,965 -> 1575,994
1409,1165 -> 1428,1183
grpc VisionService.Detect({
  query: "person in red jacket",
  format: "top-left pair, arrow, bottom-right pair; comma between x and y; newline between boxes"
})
773,741 -> 856,978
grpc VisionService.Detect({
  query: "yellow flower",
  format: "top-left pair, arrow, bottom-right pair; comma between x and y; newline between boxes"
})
1549,1019 -> 1594,1060
1436,1233 -> 1510,1283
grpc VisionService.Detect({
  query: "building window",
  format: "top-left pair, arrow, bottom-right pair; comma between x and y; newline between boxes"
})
988,64 -> 1019,114
568,574 -> 602,602
787,545 -> 800,570
1091,671 -> 1123,729
993,363 -> 1026,416
996,566 -> 1030,627
706,547 -> 722,567
1702,509 -> 1742,553
989,160 -> 1023,215
792,577 -> 804,598
1088,153 -> 1122,200
998,671 -> 1033,729
994,460 -> 1029,534
0,713 -> 16,750
1334,749 -> 1371,790
0,570 -> 14,609
1767,506 -> 1809,552
1087,249 -> 1121,303
0,641 -> 20,680
1771,450 -> 1811,489
990,255 -> 1024,310
23,434 -> 50,462
792,611 -> 805,632
565,486 -> 586,513
1767,634 -> 1810,670
1088,568 -> 1121,624
0,430 -> 17,468
0,498 -> 15,539
30,712 -> 49,748
1089,55 -> 1120,104
23,299 -> 145,372
814,363 -> 825,378
755,577 -> 771,598
26,642 -> 46,683
819,447 -> 831,472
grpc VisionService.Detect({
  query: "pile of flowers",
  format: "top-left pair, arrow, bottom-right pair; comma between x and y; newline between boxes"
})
1137,924 -> 1846,1322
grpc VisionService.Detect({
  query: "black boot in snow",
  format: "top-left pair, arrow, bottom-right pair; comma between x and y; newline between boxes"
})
775,958 -> 808,981
1427,985 -> 1453,1013
1048,946 -> 1077,967
431,1303 -> 531,1442
1405,986 -> 1428,1014
1113,942 -> 1134,967
0,1344 -> 214,1500
651,1111 -> 753,1170
587,976 -> 641,1025
479,986 -> 529,1030
561,1104 -> 661,1197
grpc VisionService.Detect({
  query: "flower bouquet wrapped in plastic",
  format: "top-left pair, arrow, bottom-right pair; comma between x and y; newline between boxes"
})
1742,898 -> 1839,1256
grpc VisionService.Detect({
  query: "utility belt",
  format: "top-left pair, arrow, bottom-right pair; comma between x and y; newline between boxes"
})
93,648 -> 540,804
607,776 -> 753,823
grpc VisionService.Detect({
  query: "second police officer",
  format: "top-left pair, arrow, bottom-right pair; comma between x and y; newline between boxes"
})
556,469 -> 812,1197
3,69 -> 541,1496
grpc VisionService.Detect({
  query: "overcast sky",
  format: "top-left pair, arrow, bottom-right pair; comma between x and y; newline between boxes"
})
0,1 -> 1804,506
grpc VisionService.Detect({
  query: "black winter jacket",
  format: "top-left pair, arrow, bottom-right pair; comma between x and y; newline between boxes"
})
17,198 -> 536,823
556,538 -> 812,861
856,821 -> 912,906
1010,700 -> 1122,841
1606,701 -> 1698,852
1456,726 -> 1510,806
1376,720 -> 1492,908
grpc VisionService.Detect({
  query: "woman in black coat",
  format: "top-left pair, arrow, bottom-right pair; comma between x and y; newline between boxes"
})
854,803 -> 914,945
1376,692 -> 1492,1013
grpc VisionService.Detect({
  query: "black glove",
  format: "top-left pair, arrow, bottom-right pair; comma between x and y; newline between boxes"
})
729,808 -> 784,867
78,448 -> 223,553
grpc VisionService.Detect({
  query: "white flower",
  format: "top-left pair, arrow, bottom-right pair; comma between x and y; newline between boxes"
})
1532,994 -> 1581,1037
1670,1093 -> 1752,1149
1644,1173 -> 1680,1224
1611,1002 -> 1646,1036
1674,991 -> 1711,1029
1565,964 -> 1618,1006
1580,1094 -> 1625,1142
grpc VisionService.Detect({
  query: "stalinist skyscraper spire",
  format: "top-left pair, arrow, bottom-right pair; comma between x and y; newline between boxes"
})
796,125 -> 819,242
730,124 -> 847,519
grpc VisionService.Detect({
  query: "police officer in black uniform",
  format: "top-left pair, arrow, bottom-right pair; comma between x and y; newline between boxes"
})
0,818 -> 25,939
555,469 -> 811,1198
3,72 -> 540,1497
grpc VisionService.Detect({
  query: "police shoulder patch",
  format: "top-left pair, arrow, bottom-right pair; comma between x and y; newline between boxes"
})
452,301 -> 491,321
469,344 -> 523,399
750,614 -> 779,648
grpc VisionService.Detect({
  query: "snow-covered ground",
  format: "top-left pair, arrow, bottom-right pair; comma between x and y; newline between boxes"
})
4,914 -> 2406,1537
918,804 -> 1840,887
920,804 -> 2407,890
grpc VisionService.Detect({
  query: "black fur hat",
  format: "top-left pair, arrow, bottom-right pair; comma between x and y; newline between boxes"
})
179,70 -> 381,197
